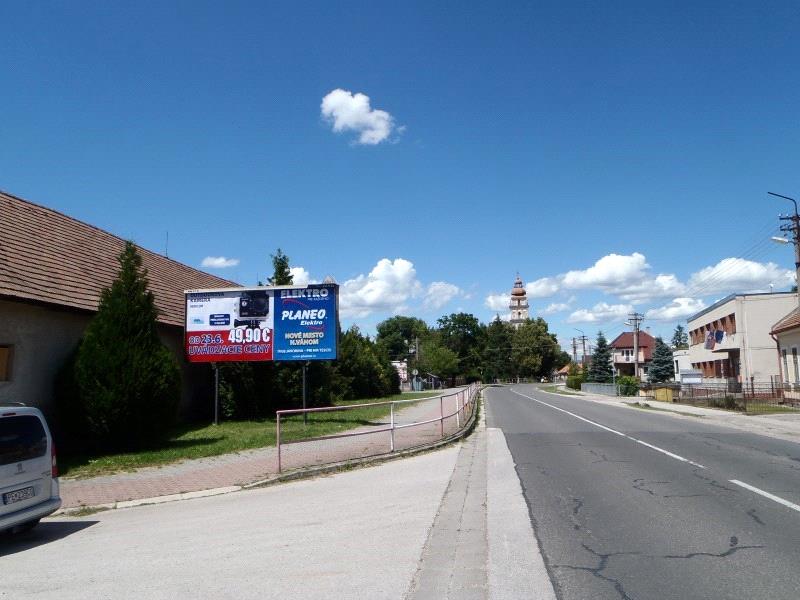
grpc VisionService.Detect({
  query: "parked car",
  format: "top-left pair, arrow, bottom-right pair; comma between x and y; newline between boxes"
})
1,403 -> 61,534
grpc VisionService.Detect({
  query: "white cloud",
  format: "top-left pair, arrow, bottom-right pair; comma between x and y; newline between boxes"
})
687,258 -> 795,296
339,258 -> 422,318
563,253 -> 649,290
526,277 -> 560,298
540,302 -> 571,315
567,302 -> 633,324
321,88 -> 397,145
645,297 -> 707,321
424,281 -> 462,310
615,273 -> 687,303
201,256 -> 239,269
485,293 -> 510,312
289,267 -> 317,286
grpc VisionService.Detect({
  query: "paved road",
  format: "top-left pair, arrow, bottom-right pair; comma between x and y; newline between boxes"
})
485,384 -> 800,600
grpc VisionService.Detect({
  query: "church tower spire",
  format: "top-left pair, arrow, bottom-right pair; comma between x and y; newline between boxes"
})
509,274 -> 529,329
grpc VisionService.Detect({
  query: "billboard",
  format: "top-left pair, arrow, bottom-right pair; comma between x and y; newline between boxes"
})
184,283 -> 339,363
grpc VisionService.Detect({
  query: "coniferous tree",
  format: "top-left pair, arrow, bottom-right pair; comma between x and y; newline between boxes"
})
671,325 -> 689,350
587,331 -> 613,383
649,337 -> 675,383
269,248 -> 293,285
74,242 -> 180,448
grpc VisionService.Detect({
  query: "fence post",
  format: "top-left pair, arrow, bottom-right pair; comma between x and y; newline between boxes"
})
455,393 -> 460,428
277,413 -> 282,474
440,395 -> 444,437
390,402 -> 395,452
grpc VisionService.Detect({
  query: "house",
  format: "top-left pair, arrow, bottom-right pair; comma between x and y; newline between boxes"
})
687,292 -> 796,385
609,330 -> 655,380
0,190 -> 235,420
770,305 -> 800,399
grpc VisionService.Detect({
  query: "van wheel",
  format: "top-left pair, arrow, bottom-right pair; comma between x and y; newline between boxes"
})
13,519 -> 40,534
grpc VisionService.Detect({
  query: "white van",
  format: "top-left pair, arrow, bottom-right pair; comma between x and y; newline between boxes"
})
0,404 -> 62,533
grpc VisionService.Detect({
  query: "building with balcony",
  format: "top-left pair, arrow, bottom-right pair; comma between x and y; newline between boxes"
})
609,330 -> 655,380
687,292 -> 796,384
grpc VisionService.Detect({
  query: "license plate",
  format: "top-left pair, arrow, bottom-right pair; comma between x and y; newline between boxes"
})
3,486 -> 35,505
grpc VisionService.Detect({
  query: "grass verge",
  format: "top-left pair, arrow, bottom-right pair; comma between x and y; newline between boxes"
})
542,385 -> 582,396
60,392 -> 435,479
624,401 -> 705,418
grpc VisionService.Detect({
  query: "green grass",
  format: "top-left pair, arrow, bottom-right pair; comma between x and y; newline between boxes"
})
744,403 -> 800,415
542,385 -> 582,395
59,392 -> 435,479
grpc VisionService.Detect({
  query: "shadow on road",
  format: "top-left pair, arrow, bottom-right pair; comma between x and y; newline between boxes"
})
0,520 -> 98,556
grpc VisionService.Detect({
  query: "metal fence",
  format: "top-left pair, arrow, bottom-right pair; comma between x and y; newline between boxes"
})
581,383 -> 620,396
640,382 -> 800,414
275,383 -> 480,473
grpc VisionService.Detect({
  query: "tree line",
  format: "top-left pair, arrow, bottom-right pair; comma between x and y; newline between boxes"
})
56,245 -> 570,451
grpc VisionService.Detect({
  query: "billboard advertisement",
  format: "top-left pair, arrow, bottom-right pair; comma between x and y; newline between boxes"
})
184,283 -> 338,363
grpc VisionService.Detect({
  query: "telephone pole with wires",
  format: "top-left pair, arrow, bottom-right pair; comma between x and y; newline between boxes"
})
769,192 -> 800,308
626,312 -> 644,379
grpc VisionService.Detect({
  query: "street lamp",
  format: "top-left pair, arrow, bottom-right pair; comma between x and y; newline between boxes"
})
769,192 -> 800,307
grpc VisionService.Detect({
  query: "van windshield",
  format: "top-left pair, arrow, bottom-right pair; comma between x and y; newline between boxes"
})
0,415 -> 47,466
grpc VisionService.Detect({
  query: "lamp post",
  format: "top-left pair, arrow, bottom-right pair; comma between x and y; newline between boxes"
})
769,192 -> 800,308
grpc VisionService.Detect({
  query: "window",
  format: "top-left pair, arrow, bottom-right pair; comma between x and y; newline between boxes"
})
782,349 -> 788,382
0,415 -> 47,466
0,345 -> 11,382
793,348 -> 799,384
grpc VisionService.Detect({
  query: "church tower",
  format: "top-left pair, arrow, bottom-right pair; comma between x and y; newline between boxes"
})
509,275 -> 529,329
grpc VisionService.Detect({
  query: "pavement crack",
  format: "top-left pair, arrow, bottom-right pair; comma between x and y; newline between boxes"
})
632,478 -> 670,496
692,470 -> 737,493
746,508 -> 765,525
551,543 -> 638,600
663,536 -> 763,560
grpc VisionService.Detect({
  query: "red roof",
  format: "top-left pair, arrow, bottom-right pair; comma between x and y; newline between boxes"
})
0,190 -> 236,327
609,331 -> 655,361
772,307 -> 800,335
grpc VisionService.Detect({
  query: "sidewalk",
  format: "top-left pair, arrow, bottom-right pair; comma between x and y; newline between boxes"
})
58,390 -> 472,510
551,386 -> 800,444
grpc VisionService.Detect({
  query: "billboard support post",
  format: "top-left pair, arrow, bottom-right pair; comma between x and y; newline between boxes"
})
213,362 -> 219,426
302,362 -> 308,425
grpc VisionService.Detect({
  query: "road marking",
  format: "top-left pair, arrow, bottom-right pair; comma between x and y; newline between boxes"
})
510,389 -> 706,469
729,480 -> 800,514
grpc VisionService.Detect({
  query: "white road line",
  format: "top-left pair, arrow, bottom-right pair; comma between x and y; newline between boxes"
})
510,389 -> 706,469
729,480 -> 800,514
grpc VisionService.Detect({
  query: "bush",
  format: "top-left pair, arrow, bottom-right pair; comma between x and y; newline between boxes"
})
567,375 -> 584,390
617,376 -> 639,397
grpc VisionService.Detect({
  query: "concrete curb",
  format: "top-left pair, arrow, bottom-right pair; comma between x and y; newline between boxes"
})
53,391 -> 483,517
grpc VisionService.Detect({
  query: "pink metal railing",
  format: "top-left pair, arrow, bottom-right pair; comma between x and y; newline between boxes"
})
275,383 -> 480,473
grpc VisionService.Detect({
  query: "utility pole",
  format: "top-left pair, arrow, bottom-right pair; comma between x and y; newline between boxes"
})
627,312 -> 644,379
572,337 -> 578,363
579,336 -> 588,364
769,192 -> 800,308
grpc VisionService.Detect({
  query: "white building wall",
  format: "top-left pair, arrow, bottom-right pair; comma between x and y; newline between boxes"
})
688,293 -> 795,383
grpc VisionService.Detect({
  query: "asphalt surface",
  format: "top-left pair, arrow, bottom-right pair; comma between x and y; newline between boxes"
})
485,384 -> 800,600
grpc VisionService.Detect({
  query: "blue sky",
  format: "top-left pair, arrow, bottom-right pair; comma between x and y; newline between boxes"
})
2,1 -> 799,351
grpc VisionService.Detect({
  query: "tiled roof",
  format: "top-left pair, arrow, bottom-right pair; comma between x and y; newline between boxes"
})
772,307 -> 800,335
609,331 -> 655,360
0,190 -> 236,327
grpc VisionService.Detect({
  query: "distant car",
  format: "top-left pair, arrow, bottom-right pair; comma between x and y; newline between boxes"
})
0,403 -> 61,534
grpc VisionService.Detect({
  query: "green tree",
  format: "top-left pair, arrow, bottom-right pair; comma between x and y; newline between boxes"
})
375,316 -> 430,361
511,318 -> 560,378
418,340 -> 459,380
482,317 -> 514,381
649,337 -> 675,383
74,242 -> 180,448
332,326 -> 393,400
268,248 -> 293,285
437,313 -> 486,379
587,331 -> 613,383
671,325 -> 689,349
